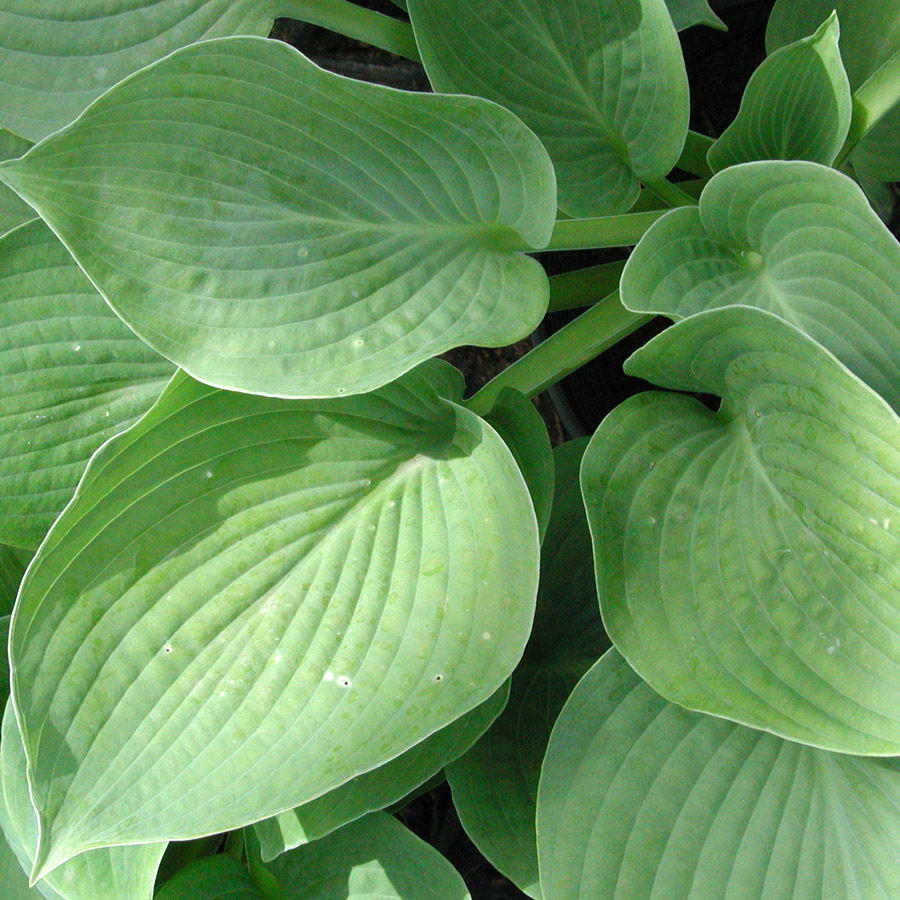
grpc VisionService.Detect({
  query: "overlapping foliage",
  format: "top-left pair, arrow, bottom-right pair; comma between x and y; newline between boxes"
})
1,1 -> 900,898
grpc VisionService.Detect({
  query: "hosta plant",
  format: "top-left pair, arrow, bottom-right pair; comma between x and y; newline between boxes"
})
1,0 -> 900,898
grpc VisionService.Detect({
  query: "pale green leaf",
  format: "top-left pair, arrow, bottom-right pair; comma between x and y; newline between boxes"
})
0,703 -> 166,900
0,218 -> 174,550
0,130 -> 34,236
0,37 -> 555,400
11,361 -> 539,878
582,306 -> 900,754
268,812 -> 470,900
406,0 -> 689,216
708,13 -> 851,170
484,388 -> 554,542
620,160 -> 900,412
447,440 -> 608,898
665,0 -> 725,31
253,681 -> 509,860
0,824 -> 38,900
154,855 -> 263,900
767,0 -> 900,180
538,649 -> 900,900
0,0 -> 292,142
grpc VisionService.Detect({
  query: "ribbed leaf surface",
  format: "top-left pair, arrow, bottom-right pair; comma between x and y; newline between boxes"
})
620,161 -> 900,412
0,37 -> 555,399
0,704 -> 166,900
0,218 -> 173,549
582,307 -> 900,754
447,441 -> 608,898
11,361 -> 539,878
406,0 -> 689,216
708,13 -> 851,170
538,650 -> 900,900
254,682 -> 509,860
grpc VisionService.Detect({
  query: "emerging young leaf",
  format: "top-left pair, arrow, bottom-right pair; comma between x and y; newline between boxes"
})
0,37 -> 555,400
0,219 -> 174,550
154,855 -> 263,900
581,306 -> 900,755
0,704 -> 166,900
267,812 -> 470,900
253,681 -> 509,860
447,440 -> 608,898
406,0 -> 689,216
538,650 -> 900,900
620,161 -> 900,412
0,130 -> 33,236
767,0 -> 900,180
0,0 -> 331,142
11,362 -> 539,878
708,13 -> 851,170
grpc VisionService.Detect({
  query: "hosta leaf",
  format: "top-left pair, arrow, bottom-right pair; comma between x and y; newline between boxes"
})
484,389 -> 554,542
767,0 -> 900,180
0,545 -> 29,616
582,306 -> 900,754
0,0 -> 303,142
406,0 -> 689,216
447,440 -> 608,898
268,812 -> 470,900
253,681 -> 509,860
0,37 -> 555,400
708,13 -> 851,170
0,219 -> 174,550
0,825 -> 37,900
11,361 -> 539,878
0,703 -> 166,900
620,161 -> 900,412
665,0 -> 724,31
0,130 -> 33,236
154,856 -> 262,900
537,649 -> 900,900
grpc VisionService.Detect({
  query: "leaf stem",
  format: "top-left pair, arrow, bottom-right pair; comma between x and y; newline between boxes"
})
836,45 -> 900,167
678,131 -> 715,178
465,292 -> 652,416
273,0 -> 421,61
643,177 -> 699,208
548,260 -> 626,312
543,210 -> 666,251
223,830 -> 245,863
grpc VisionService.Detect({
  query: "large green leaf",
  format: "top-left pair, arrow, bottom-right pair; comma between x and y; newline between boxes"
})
708,13 -> 851,170
0,703 -> 166,900
447,440 -> 608,898
268,812 -> 470,900
537,649 -> 900,900
406,0 -> 689,216
154,856 -> 263,900
0,218 -> 173,550
0,130 -> 33,236
767,0 -> 900,180
11,361 -> 539,879
0,37 -> 555,400
253,681 -> 509,861
620,161 -> 900,412
0,1 -> 301,142
581,306 -> 900,755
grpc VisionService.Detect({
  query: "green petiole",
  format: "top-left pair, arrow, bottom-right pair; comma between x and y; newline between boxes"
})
465,292 -> 652,416
541,210 -> 666,252
548,260 -> 627,312
678,131 -> 715,178
274,0 -> 421,61
643,177 -> 699,208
